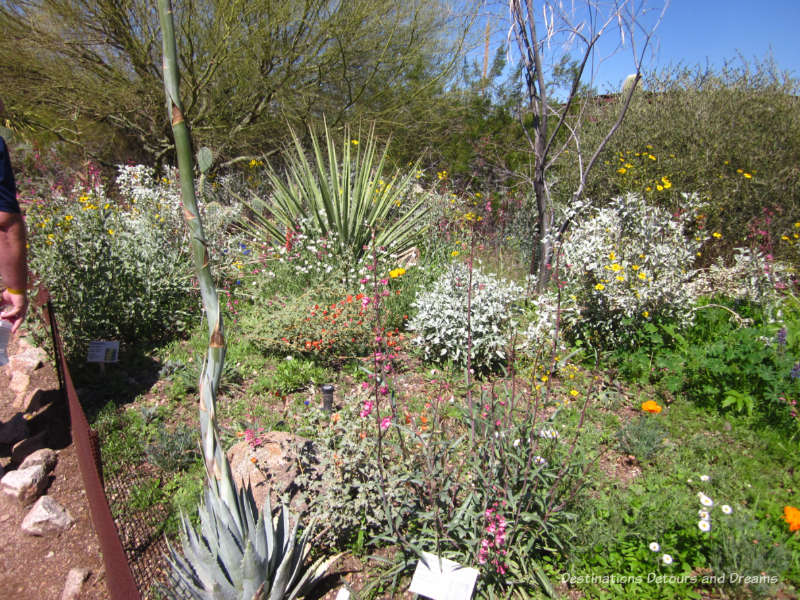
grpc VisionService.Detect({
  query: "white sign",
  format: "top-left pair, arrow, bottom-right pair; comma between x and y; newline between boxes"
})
334,589 -> 351,600
87,340 -> 120,363
408,552 -> 478,600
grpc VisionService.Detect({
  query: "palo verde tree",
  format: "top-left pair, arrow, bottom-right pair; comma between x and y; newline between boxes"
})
1,0 -> 470,167
506,0 -> 668,290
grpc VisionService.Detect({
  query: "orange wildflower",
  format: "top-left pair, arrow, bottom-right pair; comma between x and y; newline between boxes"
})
784,506 -> 800,532
641,400 -> 662,414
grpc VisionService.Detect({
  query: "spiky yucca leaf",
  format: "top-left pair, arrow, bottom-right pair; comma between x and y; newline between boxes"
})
245,123 -> 428,267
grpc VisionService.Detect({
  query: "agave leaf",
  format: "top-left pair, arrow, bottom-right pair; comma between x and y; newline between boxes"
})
269,511 -> 302,600
287,552 -> 344,600
182,517 -> 234,593
240,538 -> 266,600
251,509 -> 268,567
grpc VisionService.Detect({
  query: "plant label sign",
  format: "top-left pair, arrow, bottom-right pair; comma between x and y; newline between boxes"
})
87,340 -> 120,363
408,552 -> 478,600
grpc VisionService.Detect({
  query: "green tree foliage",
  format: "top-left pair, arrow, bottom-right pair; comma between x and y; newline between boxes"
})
0,0 -> 469,166
580,57 -> 800,261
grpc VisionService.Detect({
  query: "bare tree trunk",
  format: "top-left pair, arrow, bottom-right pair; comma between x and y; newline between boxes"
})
509,0 -> 668,293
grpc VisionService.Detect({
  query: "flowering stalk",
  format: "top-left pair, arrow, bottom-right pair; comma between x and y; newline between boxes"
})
158,0 -> 238,521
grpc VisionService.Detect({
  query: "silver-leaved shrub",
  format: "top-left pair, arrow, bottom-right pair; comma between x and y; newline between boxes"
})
408,263 -> 524,369
525,193 -> 706,349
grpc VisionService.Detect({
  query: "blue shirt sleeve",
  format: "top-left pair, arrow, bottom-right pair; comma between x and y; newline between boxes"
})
0,136 -> 20,213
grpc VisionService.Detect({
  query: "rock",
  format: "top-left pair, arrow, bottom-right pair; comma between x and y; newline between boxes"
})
227,431 -> 317,513
22,495 -> 74,535
9,345 -> 48,372
19,448 -> 58,474
14,387 -> 46,413
60,567 -> 90,600
1,464 -> 49,504
9,370 -> 30,394
0,413 -> 29,445
11,430 -> 49,466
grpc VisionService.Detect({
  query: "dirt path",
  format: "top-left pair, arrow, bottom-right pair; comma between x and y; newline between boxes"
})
0,335 -> 108,599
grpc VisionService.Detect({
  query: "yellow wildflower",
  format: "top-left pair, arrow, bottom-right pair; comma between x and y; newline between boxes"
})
389,267 -> 406,279
712,232 -> 722,239
594,283 -> 605,291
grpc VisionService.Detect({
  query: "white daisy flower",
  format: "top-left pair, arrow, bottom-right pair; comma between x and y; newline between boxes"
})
649,542 -> 660,552
538,428 -> 560,439
534,456 -> 547,465
698,492 -> 714,507
700,474 -> 710,482
662,554 -> 673,565
698,510 -> 710,520
721,505 -> 732,514
698,519 -> 711,532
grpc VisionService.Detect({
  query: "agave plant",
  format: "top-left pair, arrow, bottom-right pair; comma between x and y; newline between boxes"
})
246,123 -> 428,266
166,478 -> 338,600
158,2 -> 338,598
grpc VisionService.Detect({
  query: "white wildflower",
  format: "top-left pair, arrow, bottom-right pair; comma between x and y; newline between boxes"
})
662,554 -> 673,565
649,542 -> 660,552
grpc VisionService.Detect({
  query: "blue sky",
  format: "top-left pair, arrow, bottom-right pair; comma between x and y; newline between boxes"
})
471,1 -> 800,92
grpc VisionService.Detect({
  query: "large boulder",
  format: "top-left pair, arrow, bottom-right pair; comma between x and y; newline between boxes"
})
226,431 -> 318,513
21,495 -> 75,535
1,464 -> 49,504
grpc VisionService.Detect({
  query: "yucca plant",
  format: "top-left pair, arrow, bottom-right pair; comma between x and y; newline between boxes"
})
245,123 -> 428,267
158,2 -> 337,598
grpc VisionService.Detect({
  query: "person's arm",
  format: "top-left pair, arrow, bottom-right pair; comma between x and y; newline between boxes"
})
0,210 -> 28,333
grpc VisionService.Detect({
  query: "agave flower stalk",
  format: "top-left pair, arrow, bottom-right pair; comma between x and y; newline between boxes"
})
159,3 -> 337,598
158,0 -> 238,522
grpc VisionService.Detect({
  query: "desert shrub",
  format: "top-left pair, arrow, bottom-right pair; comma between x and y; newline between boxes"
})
293,398 -> 418,551
241,283 -> 377,364
27,168 -> 195,357
26,164 -> 249,357
524,192 -> 705,351
579,58 -> 800,265
408,263 -> 524,370
616,415 -> 667,463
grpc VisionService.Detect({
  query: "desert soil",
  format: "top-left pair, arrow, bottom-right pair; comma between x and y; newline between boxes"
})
0,334 -> 108,600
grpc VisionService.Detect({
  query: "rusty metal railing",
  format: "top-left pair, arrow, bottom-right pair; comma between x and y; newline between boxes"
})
39,289 -> 141,600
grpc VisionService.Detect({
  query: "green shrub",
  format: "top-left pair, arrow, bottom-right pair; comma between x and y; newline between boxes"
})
251,357 -> 328,395
616,415 -> 667,463
145,424 -> 200,472
241,283 -> 375,364
579,58 -> 800,265
27,166 -> 196,357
